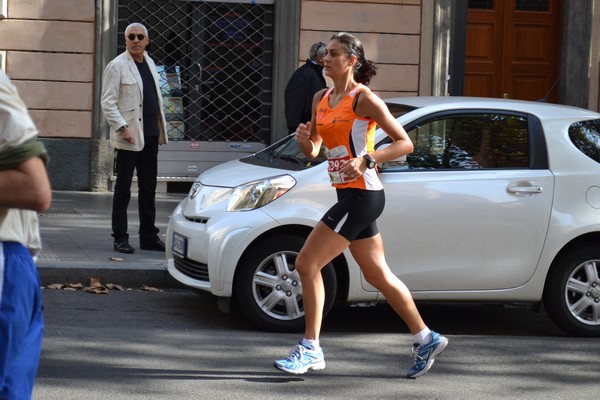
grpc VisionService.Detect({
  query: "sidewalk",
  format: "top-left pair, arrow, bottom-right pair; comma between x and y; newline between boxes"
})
37,190 -> 187,289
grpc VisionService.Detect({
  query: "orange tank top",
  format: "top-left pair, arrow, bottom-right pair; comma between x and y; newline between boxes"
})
315,84 -> 382,190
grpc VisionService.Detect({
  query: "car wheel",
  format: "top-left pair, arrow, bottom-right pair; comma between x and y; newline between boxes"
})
234,234 -> 337,332
544,246 -> 600,337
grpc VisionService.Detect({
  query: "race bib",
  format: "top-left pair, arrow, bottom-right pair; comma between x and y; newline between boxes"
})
326,145 -> 356,184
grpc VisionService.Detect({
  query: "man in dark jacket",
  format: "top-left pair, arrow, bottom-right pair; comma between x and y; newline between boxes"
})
284,42 -> 327,134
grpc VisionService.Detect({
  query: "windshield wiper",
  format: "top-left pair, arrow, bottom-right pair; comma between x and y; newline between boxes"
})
273,155 -> 305,167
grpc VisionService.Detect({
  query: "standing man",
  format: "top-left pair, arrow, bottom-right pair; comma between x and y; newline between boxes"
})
0,70 -> 52,399
101,22 -> 168,254
284,42 -> 327,134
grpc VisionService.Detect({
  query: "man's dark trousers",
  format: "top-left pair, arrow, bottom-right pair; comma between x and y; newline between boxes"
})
112,136 -> 160,243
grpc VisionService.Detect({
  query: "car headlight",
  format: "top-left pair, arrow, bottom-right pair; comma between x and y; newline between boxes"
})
189,182 -> 232,208
227,175 -> 296,211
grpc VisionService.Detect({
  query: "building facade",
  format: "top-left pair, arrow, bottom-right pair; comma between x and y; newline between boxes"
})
0,0 -> 597,191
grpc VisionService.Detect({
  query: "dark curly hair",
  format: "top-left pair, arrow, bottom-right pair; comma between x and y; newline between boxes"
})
330,32 -> 377,86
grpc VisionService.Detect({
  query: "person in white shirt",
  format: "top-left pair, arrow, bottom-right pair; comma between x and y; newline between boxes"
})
0,69 -> 52,399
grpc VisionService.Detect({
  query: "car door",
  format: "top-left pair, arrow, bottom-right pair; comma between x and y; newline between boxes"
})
368,111 -> 554,292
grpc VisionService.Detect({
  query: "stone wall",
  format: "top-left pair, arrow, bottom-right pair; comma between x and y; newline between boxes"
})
299,0 -> 422,98
0,0 -> 97,190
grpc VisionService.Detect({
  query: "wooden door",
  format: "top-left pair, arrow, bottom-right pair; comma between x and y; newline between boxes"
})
464,0 -> 561,102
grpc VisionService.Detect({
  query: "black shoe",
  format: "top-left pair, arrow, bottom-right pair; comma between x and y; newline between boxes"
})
140,238 -> 166,252
114,241 -> 135,254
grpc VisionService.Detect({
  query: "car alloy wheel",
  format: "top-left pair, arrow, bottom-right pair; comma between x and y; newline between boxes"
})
544,245 -> 600,336
234,234 -> 337,332
564,259 -> 600,325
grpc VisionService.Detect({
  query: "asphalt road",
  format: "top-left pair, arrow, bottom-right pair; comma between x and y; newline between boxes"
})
34,288 -> 600,400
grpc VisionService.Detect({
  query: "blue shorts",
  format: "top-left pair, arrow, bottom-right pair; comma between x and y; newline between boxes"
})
0,242 -> 44,400
321,188 -> 385,241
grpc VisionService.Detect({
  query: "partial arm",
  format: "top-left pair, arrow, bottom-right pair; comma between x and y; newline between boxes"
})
100,62 -> 128,131
284,71 -> 308,132
355,89 -> 413,165
0,156 -> 51,212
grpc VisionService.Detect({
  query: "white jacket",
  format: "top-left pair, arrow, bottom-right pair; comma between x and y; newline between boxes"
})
101,50 -> 168,151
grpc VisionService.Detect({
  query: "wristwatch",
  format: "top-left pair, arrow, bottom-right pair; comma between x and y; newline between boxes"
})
363,154 -> 376,169
117,124 -> 128,133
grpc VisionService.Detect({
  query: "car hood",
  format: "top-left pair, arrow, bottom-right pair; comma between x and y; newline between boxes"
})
196,158 -> 296,188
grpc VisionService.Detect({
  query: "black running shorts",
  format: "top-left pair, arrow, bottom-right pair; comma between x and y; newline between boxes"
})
321,188 -> 385,241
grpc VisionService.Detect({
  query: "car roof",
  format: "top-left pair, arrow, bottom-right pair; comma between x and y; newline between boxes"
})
384,96 -> 600,120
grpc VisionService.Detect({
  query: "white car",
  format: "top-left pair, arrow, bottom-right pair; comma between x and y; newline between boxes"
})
167,96 -> 600,337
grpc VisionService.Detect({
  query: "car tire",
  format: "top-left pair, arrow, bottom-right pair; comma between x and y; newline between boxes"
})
544,245 -> 600,337
234,234 -> 337,332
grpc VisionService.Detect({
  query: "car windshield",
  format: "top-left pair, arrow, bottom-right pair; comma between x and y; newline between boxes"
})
240,135 -> 328,170
239,101 -> 417,170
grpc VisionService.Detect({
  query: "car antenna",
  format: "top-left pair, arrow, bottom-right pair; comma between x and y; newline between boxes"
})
537,77 -> 559,102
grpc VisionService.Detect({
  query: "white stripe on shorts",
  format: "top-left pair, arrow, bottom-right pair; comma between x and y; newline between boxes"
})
333,212 -> 349,234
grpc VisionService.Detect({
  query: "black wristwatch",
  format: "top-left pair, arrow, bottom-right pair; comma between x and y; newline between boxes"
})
363,154 -> 376,169
117,124 -> 128,133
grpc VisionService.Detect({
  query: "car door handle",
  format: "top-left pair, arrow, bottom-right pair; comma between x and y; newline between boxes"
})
507,186 -> 543,195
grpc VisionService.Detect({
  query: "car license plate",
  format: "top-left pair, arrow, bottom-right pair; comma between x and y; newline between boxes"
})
172,232 -> 187,257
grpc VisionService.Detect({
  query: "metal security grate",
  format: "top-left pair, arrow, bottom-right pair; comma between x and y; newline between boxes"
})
37,247 -> 60,261
118,0 -> 274,143
39,208 -> 82,217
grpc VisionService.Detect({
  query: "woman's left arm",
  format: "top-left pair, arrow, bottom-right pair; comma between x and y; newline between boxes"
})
355,89 -> 414,165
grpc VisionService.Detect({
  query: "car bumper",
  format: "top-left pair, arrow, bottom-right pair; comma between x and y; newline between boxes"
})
166,200 -> 283,297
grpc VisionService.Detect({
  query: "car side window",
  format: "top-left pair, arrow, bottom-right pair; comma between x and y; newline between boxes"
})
381,113 -> 529,171
568,119 -> 600,163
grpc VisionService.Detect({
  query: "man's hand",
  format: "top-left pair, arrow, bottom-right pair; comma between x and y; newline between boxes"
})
120,127 -> 135,145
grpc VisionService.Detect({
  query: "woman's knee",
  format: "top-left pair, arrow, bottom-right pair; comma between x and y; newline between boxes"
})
363,273 -> 385,290
363,269 -> 401,292
295,253 -> 320,278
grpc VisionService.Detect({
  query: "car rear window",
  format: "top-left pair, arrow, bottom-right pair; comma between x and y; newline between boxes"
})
569,119 -> 600,163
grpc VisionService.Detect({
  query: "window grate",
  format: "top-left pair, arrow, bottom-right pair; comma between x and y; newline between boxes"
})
117,0 -> 274,143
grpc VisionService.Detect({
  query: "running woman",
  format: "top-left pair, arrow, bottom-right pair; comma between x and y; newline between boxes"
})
274,32 -> 448,379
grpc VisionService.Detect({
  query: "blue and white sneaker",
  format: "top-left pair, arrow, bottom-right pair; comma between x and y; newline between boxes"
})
407,331 -> 448,378
274,342 -> 326,374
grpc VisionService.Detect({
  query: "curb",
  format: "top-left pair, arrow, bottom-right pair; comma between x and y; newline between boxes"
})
37,261 -> 186,289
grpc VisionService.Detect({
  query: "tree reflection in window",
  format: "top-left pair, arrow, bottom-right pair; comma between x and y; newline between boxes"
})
400,113 -> 529,170
569,120 -> 600,163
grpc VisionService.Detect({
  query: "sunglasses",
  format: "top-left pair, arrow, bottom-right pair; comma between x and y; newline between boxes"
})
127,34 -> 145,41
